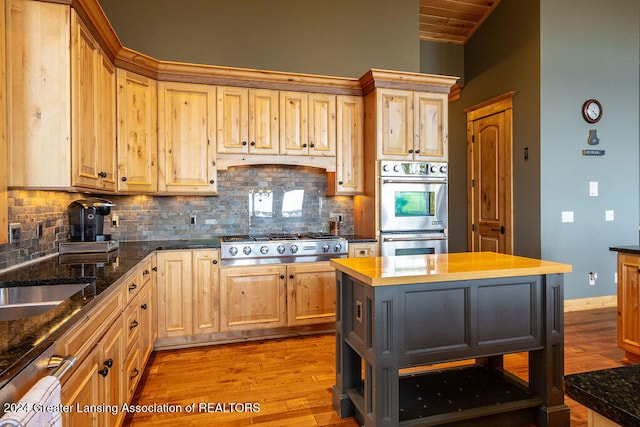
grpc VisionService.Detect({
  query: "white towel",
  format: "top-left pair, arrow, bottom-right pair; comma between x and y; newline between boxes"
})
0,375 -> 62,427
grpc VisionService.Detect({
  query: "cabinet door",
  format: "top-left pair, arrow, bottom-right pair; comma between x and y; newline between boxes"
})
348,242 -> 378,258
414,92 -> 448,161
71,13 -> 99,190
158,81 -> 217,193
7,0 -> 71,187
287,262 -> 336,326
61,343 -> 103,426
220,265 -> 287,331
377,88 -> 414,160
334,95 -> 363,195
248,88 -> 279,154
279,91 -> 309,155
192,250 -> 220,335
216,86 -> 249,154
116,69 -> 157,192
101,314 -> 125,427
618,254 -> 640,360
308,93 -> 336,156
139,282 -> 154,366
156,251 -> 193,338
96,54 -> 117,191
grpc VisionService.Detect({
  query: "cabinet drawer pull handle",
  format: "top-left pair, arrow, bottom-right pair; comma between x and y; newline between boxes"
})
128,283 -> 137,291
130,320 -> 139,330
141,303 -> 148,310
104,358 -> 113,368
98,367 -> 109,377
130,369 -> 139,381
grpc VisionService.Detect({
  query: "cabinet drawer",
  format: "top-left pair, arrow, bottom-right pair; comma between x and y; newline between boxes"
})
123,270 -> 141,303
348,243 -> 377,258
124,347 -> 141,402
124,294 -> 141,354
56,285 -> 124,364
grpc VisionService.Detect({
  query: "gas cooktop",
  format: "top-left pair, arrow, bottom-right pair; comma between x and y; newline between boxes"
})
220,233 -> 347,266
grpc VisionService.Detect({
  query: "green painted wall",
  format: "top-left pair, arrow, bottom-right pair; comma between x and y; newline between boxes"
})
97,0 -> 419,78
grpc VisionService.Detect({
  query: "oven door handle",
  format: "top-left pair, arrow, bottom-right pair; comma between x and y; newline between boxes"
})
381,178 -> 447,185
382,236 -> 448,242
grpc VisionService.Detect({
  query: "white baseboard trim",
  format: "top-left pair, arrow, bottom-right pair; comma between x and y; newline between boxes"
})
564,295 -> 617,312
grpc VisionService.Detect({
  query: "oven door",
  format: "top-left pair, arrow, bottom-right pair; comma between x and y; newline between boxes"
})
380,232 -> 448,256
380,177 -> 447,232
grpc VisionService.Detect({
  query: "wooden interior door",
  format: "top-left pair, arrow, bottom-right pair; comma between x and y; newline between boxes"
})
466,93 -> 514,254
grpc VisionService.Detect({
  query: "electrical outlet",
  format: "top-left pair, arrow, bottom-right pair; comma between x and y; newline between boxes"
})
9,223 -> 20,244
330,212 -> 344,222
190,214 -> 197,226
36,221 -> 43,240
588,272 -> 598,286
112,215 -> 119,228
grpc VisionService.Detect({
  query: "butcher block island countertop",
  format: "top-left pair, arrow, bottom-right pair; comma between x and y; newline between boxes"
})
330,252 -> 573,427
329,251 -> 572,286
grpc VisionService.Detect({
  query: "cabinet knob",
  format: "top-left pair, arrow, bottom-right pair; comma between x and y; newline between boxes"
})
280,275 -> 285,279
104,358 -> 113,368
152,266 -> 158,272
212,260 -> 218,265
121,176 -> 127,182
310,143 -> 315,148
302,143 -> 308,148
242,141 -> 247,146
359,250 -> 366,255
415,149 -> 420,154
98,171 -> 107,178
408,149 -> 414,154
143,270 -> 149,275
209,179 -> 215,184
289,274 -> 294,279
338,181 -> 344,185
141,303 -> 148,310
250,141 -> 256,146
98,367 -> 109,377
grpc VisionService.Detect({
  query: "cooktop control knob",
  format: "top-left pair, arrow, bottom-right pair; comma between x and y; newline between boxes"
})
440,165 -> 447,174
290,244 -> 299,254
382,163 -> 390,172
277,245 -> 286,254
334,243 -> 342,252
229,246 -> 238,256
393,164 -> 401,172
322,243 -> 330,253
260,245 -> 269,255
243,246 -> 252,255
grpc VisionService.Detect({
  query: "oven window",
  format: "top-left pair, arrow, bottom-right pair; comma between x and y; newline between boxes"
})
394,191 -> 435,217
396,247 -> 436,256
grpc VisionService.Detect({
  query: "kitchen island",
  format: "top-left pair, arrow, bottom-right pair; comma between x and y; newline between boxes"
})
330,252 -> 572,427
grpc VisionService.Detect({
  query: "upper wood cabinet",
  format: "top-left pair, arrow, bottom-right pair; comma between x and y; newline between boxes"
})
375,88 -> 448,161
308,93 -> 336,156
116,69 -> 157,193
216,86 -> 279,155
158,81 -> 217,194
71,11 -> 116,191
329,95 -> 363,195
279,91 -> 309,155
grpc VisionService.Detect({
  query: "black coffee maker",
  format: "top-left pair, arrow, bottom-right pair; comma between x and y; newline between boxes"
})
68,198 -> 115,242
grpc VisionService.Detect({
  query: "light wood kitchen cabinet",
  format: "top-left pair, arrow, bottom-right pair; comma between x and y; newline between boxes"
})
0,0 -> 7,245
286,262 -> 335,326
158,81 -> 217,194
375,88 -> 448,161
348,241 -> 377,258
308,93 -> 336,156
328,95 -> 363,195
220,264 -> 287,331
192,250 -> 220,335
100,314 -> 126,427
156,251 -> 192,338
71,10 -> 116,192
7,0 -> 71,188
279,91 -> 309,155
156,249 -> 220,339
116,68 -> 157,193
216,86 -> 279,155
617,253 -> 640,364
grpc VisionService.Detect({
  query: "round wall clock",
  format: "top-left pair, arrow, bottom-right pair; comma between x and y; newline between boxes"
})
582,99 -> 602,123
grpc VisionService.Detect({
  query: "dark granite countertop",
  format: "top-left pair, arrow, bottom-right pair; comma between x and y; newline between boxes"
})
610,245 -> 640,255
0,234 -> 369,388
564,365 -> 640,426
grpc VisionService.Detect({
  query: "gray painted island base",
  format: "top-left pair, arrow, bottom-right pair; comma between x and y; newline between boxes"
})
332,271 -> 570,426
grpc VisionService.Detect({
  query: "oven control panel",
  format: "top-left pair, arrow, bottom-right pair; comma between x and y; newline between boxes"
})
380,161 -> 447,178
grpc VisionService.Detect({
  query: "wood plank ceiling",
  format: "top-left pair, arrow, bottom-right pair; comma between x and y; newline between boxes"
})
420,0 -> 501,44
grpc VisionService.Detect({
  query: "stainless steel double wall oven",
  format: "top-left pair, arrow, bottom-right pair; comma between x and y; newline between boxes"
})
379,161 -> 448,256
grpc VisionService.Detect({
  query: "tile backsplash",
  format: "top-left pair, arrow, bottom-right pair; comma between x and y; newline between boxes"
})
0,165 -> 353,270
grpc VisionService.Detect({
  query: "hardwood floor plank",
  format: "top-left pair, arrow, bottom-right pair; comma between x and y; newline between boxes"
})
124,307 -> 622,426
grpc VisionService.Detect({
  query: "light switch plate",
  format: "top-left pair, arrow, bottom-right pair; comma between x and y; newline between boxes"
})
561,211 -> 574,223
589,181 -> 598,197
605,210 -> 614,221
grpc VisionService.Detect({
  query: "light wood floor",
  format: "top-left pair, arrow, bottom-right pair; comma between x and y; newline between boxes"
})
123,307 -> 623,426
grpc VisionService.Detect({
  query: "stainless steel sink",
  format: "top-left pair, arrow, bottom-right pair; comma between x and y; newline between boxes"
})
0,283 -> 90,321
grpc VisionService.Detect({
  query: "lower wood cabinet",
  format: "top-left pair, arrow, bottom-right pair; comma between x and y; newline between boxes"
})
156,249 -> 220,339
286,262 -> 335,326
348,241 -> 377,258
56,254 -> 156,427
617,253 -> 640,363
